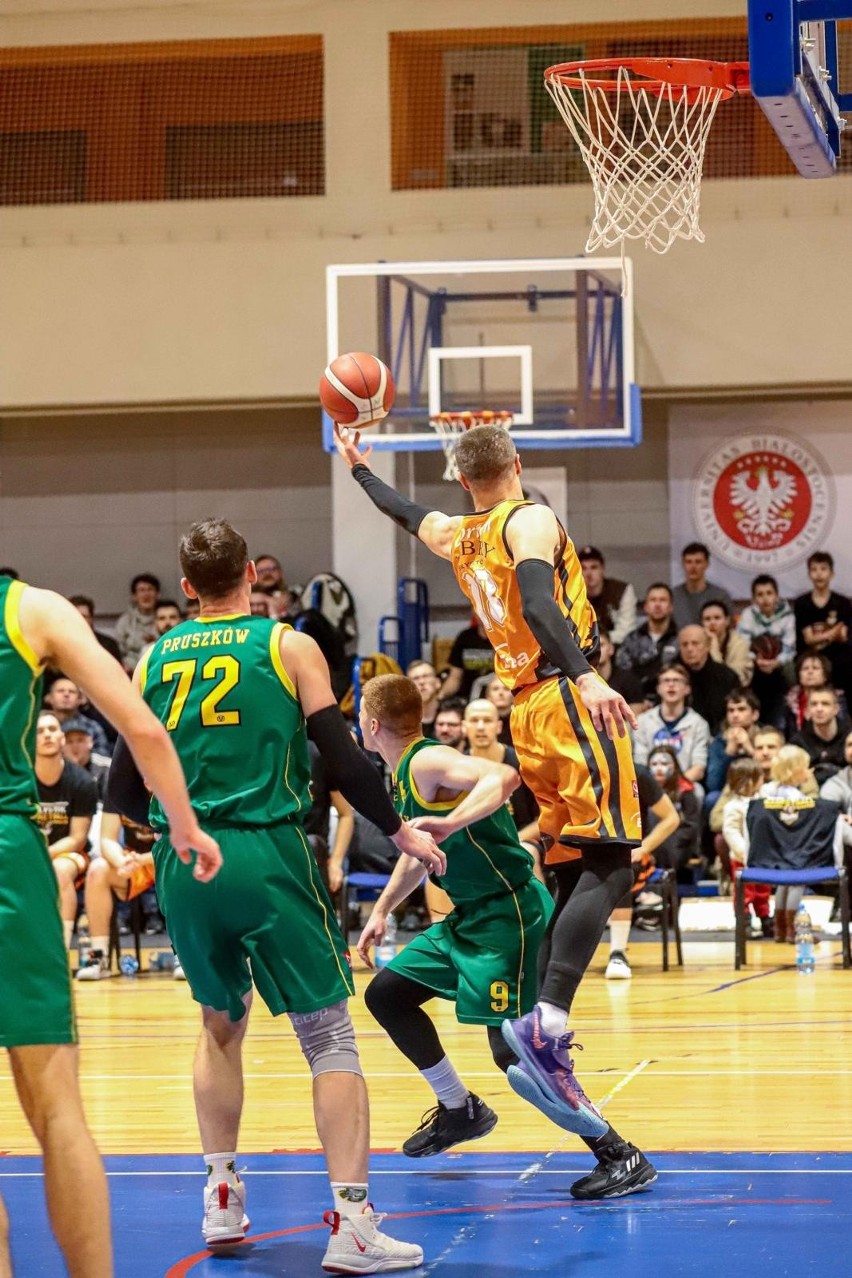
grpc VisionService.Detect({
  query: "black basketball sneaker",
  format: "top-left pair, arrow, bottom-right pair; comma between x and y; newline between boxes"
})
570,1141 -> 658,1200
402,1094 -> 498,1157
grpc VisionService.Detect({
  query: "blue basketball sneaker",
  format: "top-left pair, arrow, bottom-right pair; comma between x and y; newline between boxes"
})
502,1008 -> 607,1139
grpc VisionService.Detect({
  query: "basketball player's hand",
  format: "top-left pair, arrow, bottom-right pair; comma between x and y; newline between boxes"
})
391,822 -> 447,876
407,815 -> 454,844
356,910 -> 387,969
333,422 -> 373,469
171,825 -> 223,882
575,672 -> 638,739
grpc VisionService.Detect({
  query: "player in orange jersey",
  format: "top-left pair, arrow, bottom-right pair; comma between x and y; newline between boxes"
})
336,422 -> 656,1200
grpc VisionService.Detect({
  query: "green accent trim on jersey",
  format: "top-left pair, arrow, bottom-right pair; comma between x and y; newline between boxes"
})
0,578 -> 43,816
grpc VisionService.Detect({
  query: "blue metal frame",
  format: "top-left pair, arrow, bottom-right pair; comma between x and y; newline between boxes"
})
748,0 -> 851,177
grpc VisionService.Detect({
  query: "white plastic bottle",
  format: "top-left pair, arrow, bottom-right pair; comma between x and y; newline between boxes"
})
794,902 -> 815,975
374,915 -> 399,969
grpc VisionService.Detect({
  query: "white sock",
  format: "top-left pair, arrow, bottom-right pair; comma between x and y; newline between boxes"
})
420,1056 -> 470,1109
63,920 -> 73,948
204,1151 -> 239,1187
537,1001 -> 568,1036
330,1182 -> 369,1219
609,920 -> 631,955
91,935 -> 109,956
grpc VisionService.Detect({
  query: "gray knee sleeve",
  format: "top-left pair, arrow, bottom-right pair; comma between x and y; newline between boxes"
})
289,1000 -> 362,1078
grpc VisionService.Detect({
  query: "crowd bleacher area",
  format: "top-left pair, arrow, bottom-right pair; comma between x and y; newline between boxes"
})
9,536 -> 852,976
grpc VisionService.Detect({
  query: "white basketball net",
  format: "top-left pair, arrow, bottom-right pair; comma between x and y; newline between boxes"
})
429,411 -> 514,482
546,66 -> 727,254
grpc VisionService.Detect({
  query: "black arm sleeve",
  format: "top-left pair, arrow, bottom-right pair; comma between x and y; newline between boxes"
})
106,736 -> 152,828
516,558 -> 595,683
351,463 -> 431,537
306,706 -> 402,837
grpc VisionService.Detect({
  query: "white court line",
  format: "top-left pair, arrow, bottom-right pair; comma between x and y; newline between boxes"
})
15,1069 -> 848,1082
0,1168 -> 847,1179
596,1058 -> 652,1109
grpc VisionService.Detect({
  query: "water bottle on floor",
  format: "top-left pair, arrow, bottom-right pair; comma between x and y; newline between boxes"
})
119,955 -> 140,977
374,916 -> 398,969
794,903 -> 815,975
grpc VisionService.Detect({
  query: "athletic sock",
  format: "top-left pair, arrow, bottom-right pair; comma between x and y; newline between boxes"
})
330,1182 -> 369,1218
537,1000 -> 568,1037
90,935 -> 108,956
609,920 -> 631,955
204,1151 -> 240,1187
420,1055 -> 470,1109
63,920 -> 73,948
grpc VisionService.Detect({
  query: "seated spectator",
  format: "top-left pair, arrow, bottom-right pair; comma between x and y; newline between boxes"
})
633,663 -> 711,797
483,675 -> 514,745
597,627 -> 644,712
115,573 -> 160,671
406,661 -> 443,736
705,689 -> 761,803
577,545 -> 638,646
671,542 -> 734,631
303,740 -> 355,897
709,723 -> 788,839
439,618 -> 494,702
794,551 -> 852,703
616,583 -> 680,704
432,699 -> 466,750
700,600 -> 753,686
791,687 -> 849,785
76,802 -> 158,981
69,594 -> 122,664
463,700 -> 540,848
678,625 -> 740,734
721,758 -> 772,936
62,717 -> 110,801
254,553 -> 296,618
737,574 -> 796,665
820,728 -> 852,814
44,676 -> 112,758
33,712 -> 98,950
785,650 -> 848,736
184,597 -> 201,620
154,599 -> 183,634
249,590 -> 274,617
646,745 -> 703,881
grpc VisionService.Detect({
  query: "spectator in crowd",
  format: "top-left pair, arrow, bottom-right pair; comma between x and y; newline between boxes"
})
755,746 -> 823,940
76,802 -> 159,982
785,651 -> 848,736
794,551 -> 852,702
184,597 -> 201,619
484,675 -> 514,745
303,741 -> 355,897
678,625 -> 740,734
33,712 -> 99,950
462,700 -> 540,847
249,590 -> 274,617
705,689 -> 761,804
69,594 -> 123,664
432,699 -> 466,750
154,599 -> 183,634
597,627 -> 645,712
633,664 -> 711,795
722,758 -> 772,937
671,542 -> 734,631
62,717 -> 110,801
115,572 -> 160,670
406,661 -> 444,737
577,545 -> 638,646
439,617 -> 495,702
254,553 -> 295,618
709,724 -> 789,843
44,676 -> 112,758
645,745 -> 703,881
700,600 -> 753,686
791,687 -> 849,785
737,574 -> 796,665
821,729 -> 852,814
615,583 -> 680,703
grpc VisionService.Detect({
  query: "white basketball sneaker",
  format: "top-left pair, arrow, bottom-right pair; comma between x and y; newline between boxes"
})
605,950 -> 632,980
202,1178 -> 249,1247
321,1207 -> 423,1273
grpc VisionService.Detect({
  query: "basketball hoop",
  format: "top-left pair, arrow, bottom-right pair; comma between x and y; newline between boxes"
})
429,410 -> 514,482
544,58 -> 750,254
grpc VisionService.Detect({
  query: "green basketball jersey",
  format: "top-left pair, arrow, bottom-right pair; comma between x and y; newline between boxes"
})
0,578 -> 42,817
140,615 -> 310,830
393,738 -> 534,905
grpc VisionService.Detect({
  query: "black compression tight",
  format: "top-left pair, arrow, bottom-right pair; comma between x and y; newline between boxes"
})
538,844 -> 633,1014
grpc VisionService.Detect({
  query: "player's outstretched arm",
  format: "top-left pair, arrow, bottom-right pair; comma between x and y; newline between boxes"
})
356,856 -> 427,969
406,747 -> 520,842
280,628 -> 447,876
21,587 -> 222,881
507,505 -> 638,740
332,423 -> 461,560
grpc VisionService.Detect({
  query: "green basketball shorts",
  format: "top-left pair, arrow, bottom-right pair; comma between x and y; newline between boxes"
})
387,875 -> 554,1026
153,820 -> 354,1022
0,814 -> 76,1047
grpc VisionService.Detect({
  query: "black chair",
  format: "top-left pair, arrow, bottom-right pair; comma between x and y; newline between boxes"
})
735,867 -> 851,969
647,867 -> 684,971
338,871 -> 391,942
107,892 -> 144,972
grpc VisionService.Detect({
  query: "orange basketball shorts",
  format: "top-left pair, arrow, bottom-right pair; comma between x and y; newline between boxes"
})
510,675 -> 641,865
122,861 -> 156,902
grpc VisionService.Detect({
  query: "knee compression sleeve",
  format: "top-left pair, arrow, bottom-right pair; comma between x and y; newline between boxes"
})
290,1000 -> 362,1079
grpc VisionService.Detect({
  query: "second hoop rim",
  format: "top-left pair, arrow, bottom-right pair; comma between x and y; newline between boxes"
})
545,56 -> 751,100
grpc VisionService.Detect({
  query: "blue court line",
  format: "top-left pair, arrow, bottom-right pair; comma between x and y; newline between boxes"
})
703,966 -> 785,992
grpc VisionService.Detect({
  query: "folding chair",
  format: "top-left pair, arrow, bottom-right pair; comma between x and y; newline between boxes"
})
735,867 -> 851,970
338,871 -> 391,941
646,867 -> 684,972
107,892 -> 144,972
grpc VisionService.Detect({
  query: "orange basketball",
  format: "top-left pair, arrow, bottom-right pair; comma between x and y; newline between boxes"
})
319,352 -> 395,427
